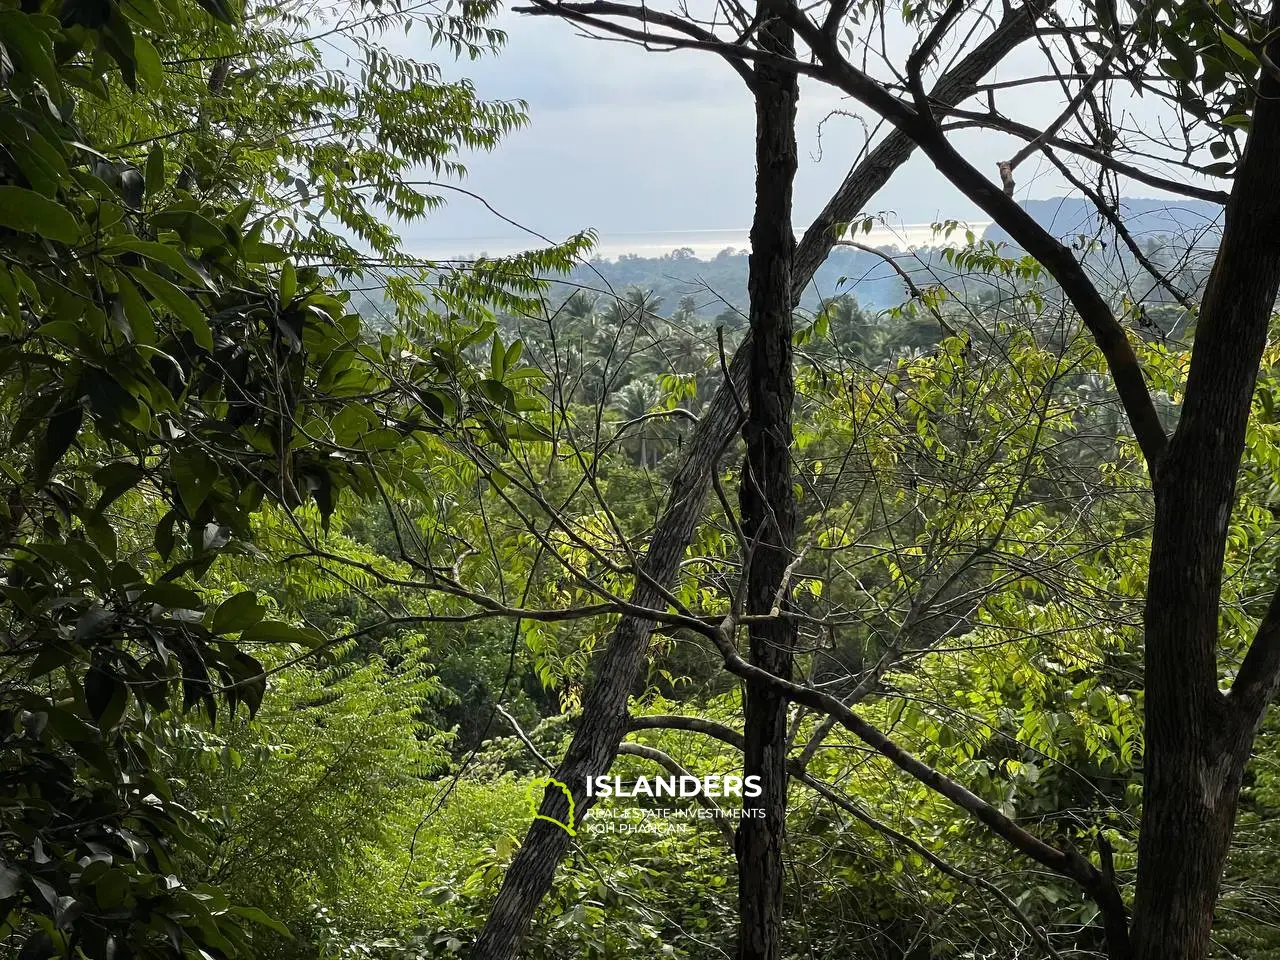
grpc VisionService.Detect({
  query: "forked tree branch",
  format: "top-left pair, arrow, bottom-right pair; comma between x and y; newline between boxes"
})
518,0 -> 1170,469
1228,585 -> 1280,726
784,8 -> 1168,472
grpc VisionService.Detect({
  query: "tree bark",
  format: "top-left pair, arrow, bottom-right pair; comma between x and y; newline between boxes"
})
735,9 -> 798,959
468,10 -> 1041,957
1130,14 -> 1280,958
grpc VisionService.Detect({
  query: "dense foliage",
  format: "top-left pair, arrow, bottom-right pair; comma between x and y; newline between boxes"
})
4,0 -> 1280,954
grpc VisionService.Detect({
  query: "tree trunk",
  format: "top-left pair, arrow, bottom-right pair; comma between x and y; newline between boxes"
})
735,9 -> 798,959
468,370 -> 746,960
468,11 -> 1041,956
1130,14 -> 1280,959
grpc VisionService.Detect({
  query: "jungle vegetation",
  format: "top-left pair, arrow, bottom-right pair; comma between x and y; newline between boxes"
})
3,0 -> 1280,957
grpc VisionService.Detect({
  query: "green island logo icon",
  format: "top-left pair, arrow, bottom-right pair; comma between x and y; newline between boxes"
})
526,776 -> 577,836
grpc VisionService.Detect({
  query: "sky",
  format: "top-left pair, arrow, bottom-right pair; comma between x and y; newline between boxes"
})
390,6 -> 1181,258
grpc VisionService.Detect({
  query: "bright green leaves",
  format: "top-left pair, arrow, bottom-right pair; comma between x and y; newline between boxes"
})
211,591 -> 266,635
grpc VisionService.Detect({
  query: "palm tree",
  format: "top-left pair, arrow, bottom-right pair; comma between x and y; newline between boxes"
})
611,378 -> 663,468
821,295 -> 875,357
557,291 -> 597,339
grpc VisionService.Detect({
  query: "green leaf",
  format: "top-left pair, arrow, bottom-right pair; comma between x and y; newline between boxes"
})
280,260 -> 297,303
211,591 -> 265,635
139,581 -> 202,610
155,510 -> 178,560
0,186 -> 79,243
33,403 -> 83,483
1218,28 -> 1259,65
114,272 -> 157,345
172,449 -> 218,513
109,238 -> 217,291
226,652 -> 266,720
0,865 -> 22,900
129,267 -> 214,349
504,338 -> 524,371
100,13 -> 139,90
145,144 -> 165,196
241,620 -> 325,648
229,906 -> 292,939
193,0 -> 239,23
85,664 -> 127,731
133,34 -> 162,88
0,11 -> 61,91
243,240 -> 287,262
150,209 -> 225,247
0,267 -> 21,332
0,114 -> 67,198
490,334 -> 505,379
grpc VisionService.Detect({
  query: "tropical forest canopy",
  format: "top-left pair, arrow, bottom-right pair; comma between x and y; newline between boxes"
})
3,0 -> 1280,958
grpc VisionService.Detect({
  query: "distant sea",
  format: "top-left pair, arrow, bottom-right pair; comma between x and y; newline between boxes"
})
411,222 -> 994,262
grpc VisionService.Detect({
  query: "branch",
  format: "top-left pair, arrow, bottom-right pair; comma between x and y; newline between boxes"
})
615,742 -> 737,844
629,713 -> 746,749
835,241 -> 959,336
786,9 -> 1169,471
905,0 -> 967,104
1003,42 -> 1122,181
514,0 -> 770,87
799,773 -> 1065,960
707,615 -> 1132,958
627,714 -> 1065,959
1039,148 -> 1193,309
942,108 -> 1231,205
498,704 -> 556,772
795,0 -> 1049,289
1228,585 -> 1280,725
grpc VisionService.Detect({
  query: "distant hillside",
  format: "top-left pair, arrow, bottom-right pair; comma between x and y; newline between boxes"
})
982,196 -> 1222,247
551,196 -> 1222,319
352,196 -> 1223,326
555,244 -> 908,319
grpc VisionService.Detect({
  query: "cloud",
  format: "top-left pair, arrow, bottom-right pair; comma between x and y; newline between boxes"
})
394,6 -> 1179,246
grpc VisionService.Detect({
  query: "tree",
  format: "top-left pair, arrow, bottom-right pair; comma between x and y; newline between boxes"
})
610,379 -> 663,467
733,5 -> 799,957
474,0 -> 1280,957
470,2 -> 1048,955
0,0 -> 562,952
